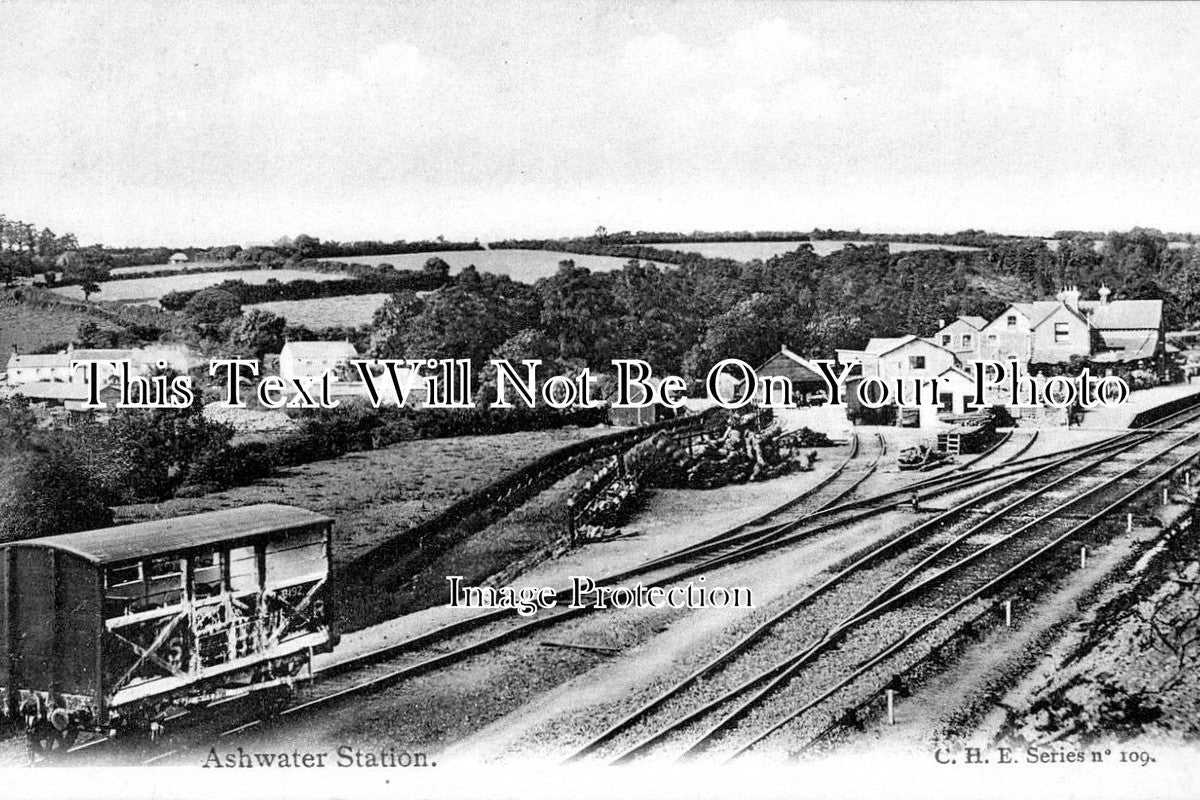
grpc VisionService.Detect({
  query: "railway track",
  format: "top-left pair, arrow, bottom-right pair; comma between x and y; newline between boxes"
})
562,409 -> 1200,764
64,415 -> 1181,765
123,436 -> 892,762
152,435 -> 1096,762
57,432 -> 868,764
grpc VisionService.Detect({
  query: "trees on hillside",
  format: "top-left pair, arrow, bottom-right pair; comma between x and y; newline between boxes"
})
0,213 -> 79,278
183,287 -> 242,338
225,309 -> 287,359
368,269 -> 539,366
0,443 -> 113,542
537,260 -> 621,365
78,265 -> 103,301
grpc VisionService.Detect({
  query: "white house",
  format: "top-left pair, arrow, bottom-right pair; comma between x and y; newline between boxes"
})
6,352 -> 74,385
977,302 -> 1053,363
834,336 -> 979,428
931,366 -> 980,419
843,335 -> 961,382
974,287 -> 1164,370
169,252 -> 189,265
279,341 -> 358,383
6,346 -> 132,386
7,344 -> 196,389
932,316 -> 986,360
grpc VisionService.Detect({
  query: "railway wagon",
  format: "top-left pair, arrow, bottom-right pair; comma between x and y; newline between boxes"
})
0,504 -> 335,729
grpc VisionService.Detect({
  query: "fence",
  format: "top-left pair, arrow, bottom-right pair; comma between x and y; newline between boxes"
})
354,409 -> 721,584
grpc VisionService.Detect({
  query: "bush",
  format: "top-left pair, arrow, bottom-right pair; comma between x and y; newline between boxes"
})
986,404 -> 1016,428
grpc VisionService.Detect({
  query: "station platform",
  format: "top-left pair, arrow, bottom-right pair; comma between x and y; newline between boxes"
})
1077,381 -> 1200,430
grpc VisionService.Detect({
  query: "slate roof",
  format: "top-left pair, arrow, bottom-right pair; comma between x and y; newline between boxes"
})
8,349 -> 136,370
756,346 -> 825,384
70,349 -> 136,366
10,504 -> 331,564
1082,299 -> 1164,330
7,353 -> 69,369
1095,330 -> 1159,361
280,341 -> 358,359
869,335 -> 957,358
864,337 -> 911,354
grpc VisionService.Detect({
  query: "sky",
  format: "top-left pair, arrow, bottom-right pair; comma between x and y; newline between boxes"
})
1,1 -> 1198,247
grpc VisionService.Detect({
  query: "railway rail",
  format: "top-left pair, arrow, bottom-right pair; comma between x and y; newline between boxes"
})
563,407 -> 1200,764
55,407 -> 1194,765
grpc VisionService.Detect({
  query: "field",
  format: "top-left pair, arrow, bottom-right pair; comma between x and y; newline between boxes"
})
0,291 -> 119,355
245,293 -> 393,328
318,249 -> 662,281
644,239 -> 984,260
111,426 -> 613,629
51,268 -> 345,303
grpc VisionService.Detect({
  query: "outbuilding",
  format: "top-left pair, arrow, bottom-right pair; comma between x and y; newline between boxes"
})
754,345 -> 828,405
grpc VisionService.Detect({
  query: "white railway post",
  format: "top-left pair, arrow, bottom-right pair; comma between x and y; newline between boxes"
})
886,689 -> 896,725
1163,487 -> 1169,505
1004,599 -> 1013,627
1127,513 -> 1134,532
1080,546 -> 1087,570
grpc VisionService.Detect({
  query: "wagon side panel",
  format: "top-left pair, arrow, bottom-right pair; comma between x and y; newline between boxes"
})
11,547 -> 56,693
56,555 -> 102,702
1,548 -> 11,718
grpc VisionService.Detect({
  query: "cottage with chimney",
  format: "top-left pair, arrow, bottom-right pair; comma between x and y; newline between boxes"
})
278,341 -> 358,384
975,285 -> 1165,372
822,284 -> 1170,428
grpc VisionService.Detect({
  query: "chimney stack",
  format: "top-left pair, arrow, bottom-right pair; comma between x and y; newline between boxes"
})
1061,285 -> 1081,311
1098,284 -> 1111,306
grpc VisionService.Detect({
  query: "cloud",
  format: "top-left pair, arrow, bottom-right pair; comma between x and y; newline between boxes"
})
358,40 -> 428,87
616,19 -> 838,116
244,38 -> 437,116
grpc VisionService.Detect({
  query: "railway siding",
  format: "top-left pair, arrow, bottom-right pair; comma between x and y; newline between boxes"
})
560,406 -> 1200,764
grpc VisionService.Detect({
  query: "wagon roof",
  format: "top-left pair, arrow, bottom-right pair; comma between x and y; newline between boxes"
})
11,504 -> 331,564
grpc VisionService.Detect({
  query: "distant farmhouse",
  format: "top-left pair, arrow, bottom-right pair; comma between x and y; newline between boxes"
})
8,345 -> 137,388
4,344 -> 194,412
169,252 -> 189,264
279,341 -> 358,384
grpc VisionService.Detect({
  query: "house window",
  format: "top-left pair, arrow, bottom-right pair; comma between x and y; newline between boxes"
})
1007,315 -> 1017,327
941,335 -> 951,346
988,334 -> 997,345
909,355 -> 926,369
938,393 -> 954,412
1054,322 -> 1069,344
962,334 -> 972,348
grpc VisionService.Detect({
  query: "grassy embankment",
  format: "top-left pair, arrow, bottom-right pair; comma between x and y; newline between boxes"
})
113,426 -> 611,632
